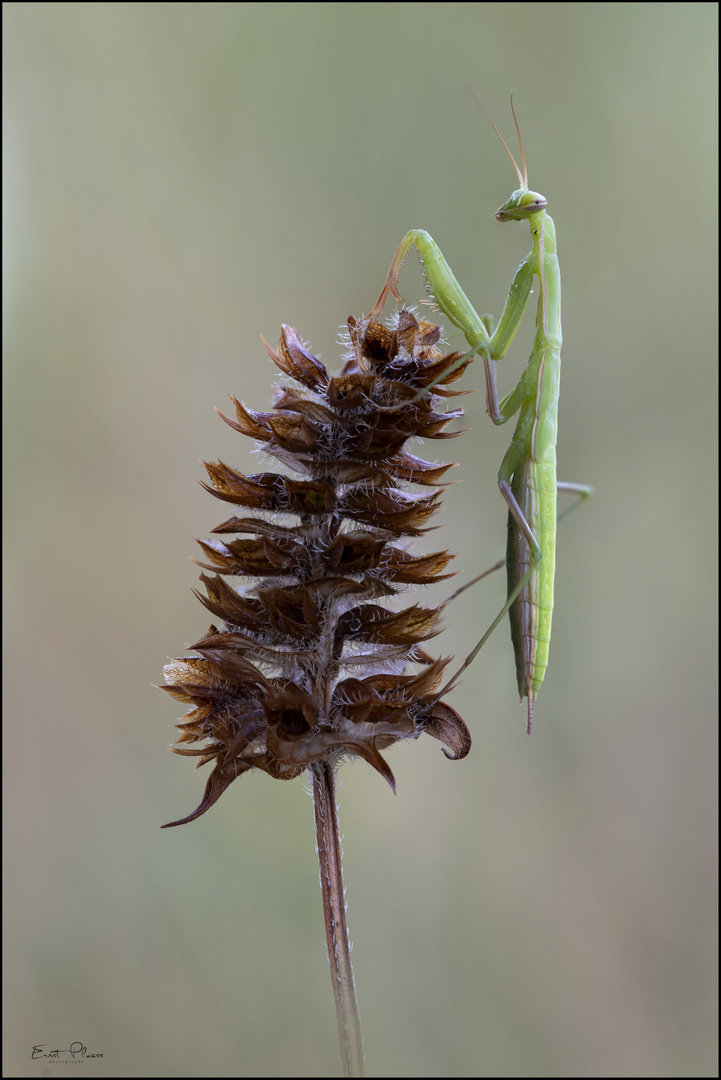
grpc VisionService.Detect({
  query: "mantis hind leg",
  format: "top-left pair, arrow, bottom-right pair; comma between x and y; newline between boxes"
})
557,481 -> 593,523
437,549 -> 538,707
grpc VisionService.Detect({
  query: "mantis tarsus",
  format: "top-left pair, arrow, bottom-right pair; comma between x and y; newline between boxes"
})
371,96 -> 591,732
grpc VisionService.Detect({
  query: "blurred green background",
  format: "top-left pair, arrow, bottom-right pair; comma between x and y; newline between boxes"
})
4,3 -> 717,1077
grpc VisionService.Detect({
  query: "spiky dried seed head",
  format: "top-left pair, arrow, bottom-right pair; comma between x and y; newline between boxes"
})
160,308 -> 473,827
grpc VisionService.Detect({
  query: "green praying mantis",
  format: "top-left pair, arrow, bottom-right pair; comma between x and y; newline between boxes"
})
370,95 -> 592,732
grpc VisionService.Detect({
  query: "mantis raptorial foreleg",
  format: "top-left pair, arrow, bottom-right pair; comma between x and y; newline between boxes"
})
372,99 -> 592,731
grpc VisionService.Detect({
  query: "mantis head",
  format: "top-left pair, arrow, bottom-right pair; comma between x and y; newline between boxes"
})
495,188 -> 547,222
464,87 -> 548,223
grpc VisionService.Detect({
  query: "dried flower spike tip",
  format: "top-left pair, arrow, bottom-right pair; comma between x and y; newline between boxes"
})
160,309 -> 473,827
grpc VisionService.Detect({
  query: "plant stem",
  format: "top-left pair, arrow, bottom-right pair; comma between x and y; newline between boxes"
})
311,760 -> 364,1077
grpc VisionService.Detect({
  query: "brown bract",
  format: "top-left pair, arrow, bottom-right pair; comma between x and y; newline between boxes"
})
160,309 -> 473,827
